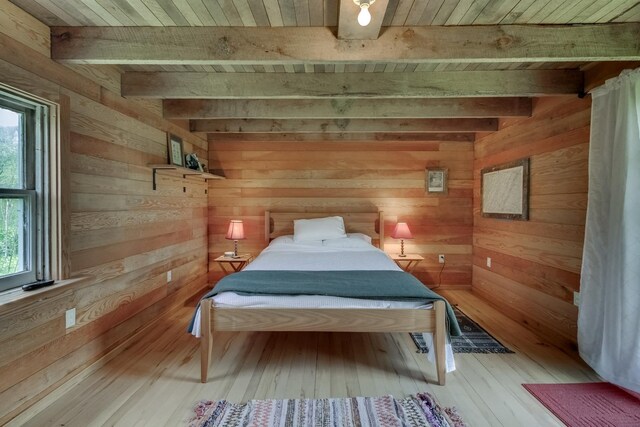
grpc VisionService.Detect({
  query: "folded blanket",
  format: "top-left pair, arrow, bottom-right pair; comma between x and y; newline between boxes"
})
188,270 -> 461,336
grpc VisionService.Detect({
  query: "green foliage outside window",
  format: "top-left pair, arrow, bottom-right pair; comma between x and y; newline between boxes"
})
0,123 -> 22,276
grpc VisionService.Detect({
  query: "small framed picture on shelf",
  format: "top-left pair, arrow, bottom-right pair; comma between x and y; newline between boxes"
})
167,133 -> 184,167
185,152 -> 204,172
426,168 -> 448,194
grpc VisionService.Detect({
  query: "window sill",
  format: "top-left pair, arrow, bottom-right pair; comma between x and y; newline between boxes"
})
0,276 -> 92,314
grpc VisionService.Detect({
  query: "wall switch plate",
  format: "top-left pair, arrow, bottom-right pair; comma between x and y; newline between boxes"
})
65,308 -> 76,329
167,270 -> 172,282
573,291 -> 580,306
487,257 -> 492,268
438,254 -> 445,264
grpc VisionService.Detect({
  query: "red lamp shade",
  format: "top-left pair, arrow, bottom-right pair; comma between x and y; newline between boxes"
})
225,220 -> 245,240
391,222 -> 413,240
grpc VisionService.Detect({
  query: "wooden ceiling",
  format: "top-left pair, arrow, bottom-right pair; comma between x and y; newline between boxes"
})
11,0 -> 640,27
10,0 -> 640,141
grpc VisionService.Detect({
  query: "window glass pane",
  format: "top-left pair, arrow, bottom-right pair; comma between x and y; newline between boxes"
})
0,198 -> 27,278
0,106 -> 24,189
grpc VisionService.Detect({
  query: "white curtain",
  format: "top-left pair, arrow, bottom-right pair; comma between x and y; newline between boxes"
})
579,68 -> 640,392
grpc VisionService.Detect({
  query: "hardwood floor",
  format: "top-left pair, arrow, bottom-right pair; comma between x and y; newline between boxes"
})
8,290 -> 599,427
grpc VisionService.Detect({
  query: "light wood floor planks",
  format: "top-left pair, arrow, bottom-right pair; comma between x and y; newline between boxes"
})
8,290 -> 599,427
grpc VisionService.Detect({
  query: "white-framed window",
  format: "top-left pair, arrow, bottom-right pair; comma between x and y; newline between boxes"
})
0,89 -> 50,292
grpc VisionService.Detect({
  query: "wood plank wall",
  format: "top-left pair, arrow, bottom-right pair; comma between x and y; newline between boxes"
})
472,96 -> 591,349
0,2 -> 209,423
208,139 -> 474,287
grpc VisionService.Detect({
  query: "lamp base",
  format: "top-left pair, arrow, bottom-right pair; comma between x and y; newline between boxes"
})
399,239 -> 407,257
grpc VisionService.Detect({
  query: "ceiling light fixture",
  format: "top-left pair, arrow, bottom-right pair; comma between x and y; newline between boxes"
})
353,0 -> 375,26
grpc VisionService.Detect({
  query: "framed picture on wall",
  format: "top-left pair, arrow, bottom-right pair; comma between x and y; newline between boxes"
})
167,133 -> 184,167
426,168 -> 448,194
481,158 -> 530,220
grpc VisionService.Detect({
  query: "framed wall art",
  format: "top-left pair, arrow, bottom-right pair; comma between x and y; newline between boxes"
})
185,152 -> 204,172
426,168 -> 448,194
167,133 -> 184,167
481,158 -> 530,220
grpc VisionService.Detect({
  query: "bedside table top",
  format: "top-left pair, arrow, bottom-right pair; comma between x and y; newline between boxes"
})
214,253 -> 253,276
214,253 -> 253,262
389,253 -> 424,261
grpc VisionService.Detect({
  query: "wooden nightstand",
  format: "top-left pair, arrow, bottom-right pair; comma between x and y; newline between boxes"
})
214,253 -> 253,275
389,253 -> 424,273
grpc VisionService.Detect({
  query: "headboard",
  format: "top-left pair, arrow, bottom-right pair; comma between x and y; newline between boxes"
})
265,211 -> 385,250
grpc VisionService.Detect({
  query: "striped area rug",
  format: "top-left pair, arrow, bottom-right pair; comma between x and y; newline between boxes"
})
188,392 -> 466,427
411,307 -> 514,354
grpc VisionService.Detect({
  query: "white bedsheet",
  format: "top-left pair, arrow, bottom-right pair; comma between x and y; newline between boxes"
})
244,240 -> 403,271
194,238 -> 456,371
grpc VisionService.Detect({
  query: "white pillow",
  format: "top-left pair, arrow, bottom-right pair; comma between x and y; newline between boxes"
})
293,216 -> 347,242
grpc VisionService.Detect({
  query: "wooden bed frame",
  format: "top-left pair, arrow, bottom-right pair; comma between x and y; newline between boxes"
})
200,211 -> 448,385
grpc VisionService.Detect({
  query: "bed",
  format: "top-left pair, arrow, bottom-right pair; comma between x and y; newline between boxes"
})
194,211 -> 458,386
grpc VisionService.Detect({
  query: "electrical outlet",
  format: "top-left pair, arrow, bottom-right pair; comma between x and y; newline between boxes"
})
573,291 -> 580,306
65,308 -> 76,329
167,270 -> 172,282
487,257 -> 492,268
438,254 -> 445,264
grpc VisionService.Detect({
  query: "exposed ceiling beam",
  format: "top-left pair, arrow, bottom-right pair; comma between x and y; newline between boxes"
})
123,70 -> 582,99
338,0 -> 390,40
51,24 -> 640,65
207,133 -> 476,142
583,61 -> 640,93
164,98 -> 532,119
191,118 -> 497,133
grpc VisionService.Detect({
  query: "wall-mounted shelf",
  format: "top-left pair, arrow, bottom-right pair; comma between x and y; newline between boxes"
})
148,164 -> 225,190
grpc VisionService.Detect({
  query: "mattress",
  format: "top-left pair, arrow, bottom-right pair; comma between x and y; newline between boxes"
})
194,235 -> 456,371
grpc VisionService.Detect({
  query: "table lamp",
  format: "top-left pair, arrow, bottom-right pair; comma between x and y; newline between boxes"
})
391,222 -> 413,257
225,220 -> 245,258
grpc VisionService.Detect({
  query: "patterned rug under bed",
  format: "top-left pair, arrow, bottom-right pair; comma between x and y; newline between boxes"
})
411,306 -> 514,354
188,392 -> 466,427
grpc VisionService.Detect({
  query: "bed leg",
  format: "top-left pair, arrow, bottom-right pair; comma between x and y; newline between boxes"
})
434,300 -> 446,386
200,299 -> 213,383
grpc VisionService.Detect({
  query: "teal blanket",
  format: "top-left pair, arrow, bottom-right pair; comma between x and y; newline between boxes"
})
189,270 -> 461,336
